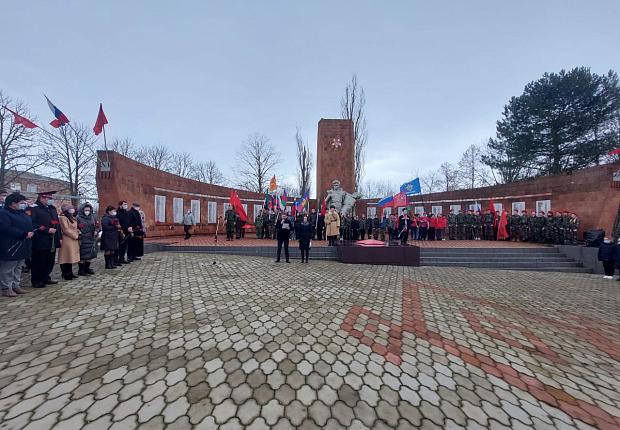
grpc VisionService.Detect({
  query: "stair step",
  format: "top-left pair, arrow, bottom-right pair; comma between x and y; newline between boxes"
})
421,261 -> 582,268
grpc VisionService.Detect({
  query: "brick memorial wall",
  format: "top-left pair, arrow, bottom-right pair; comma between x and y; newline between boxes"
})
96,151 -> 265,237
355,162 -> 620,237
316,119 -> 355,201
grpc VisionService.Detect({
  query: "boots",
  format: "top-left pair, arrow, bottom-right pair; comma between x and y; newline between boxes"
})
61,264 -> 74,280
113,255 -> 120,267
85,262 -> 95,275
105,255 -> 116,269
78,263 -> 89,276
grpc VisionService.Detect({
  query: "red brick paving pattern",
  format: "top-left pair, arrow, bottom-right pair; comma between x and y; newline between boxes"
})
341,280 -> 620,429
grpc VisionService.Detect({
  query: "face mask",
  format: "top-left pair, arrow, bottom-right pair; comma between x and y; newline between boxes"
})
110,211 -> 117,216
121,204 -> 128,210
68,208 -> 75,215
84,210 -> 91,216
604,239 -> 611,244
48,199 -> 54,205
18,203 -> 28,210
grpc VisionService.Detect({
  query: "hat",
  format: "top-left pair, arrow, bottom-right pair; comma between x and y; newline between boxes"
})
5,192 -> 26,206
132,202 -> 140,207
37,190 -> 57,197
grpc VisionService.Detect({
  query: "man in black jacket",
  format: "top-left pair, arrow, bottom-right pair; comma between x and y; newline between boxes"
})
127,203 -> 144,261
275,213 -> 292,263
116,201 -> 131,265
30,191 -> 62,288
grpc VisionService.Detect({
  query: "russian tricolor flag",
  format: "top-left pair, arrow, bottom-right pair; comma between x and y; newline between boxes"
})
45,95 -> 70,128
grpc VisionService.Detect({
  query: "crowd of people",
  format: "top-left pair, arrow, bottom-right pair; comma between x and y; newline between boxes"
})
0,189 -> 145,299
242,206 -> 582,247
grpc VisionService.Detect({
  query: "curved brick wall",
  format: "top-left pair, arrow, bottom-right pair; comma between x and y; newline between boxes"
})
97,151 -> 619,238
96,151 -> 266,237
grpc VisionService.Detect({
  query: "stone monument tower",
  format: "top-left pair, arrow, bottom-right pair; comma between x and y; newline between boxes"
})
316,119 -> 355,200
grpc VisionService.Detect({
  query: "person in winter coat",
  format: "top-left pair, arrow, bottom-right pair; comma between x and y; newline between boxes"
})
418,214 -> 429,240
77,203 -> 98,276
58,203 -> 80,280
115,201 -> 131,265
325,206 -> 340,246
275,212 -> 292,262
0,193 -> 33,297
30,191 -> 62,288
398,211 -> 411,245
128,203 -> 144,261
598,237 -> 617,279
101,206 -> 121,269
298,215 -> 312,263
183,209 -> 195,240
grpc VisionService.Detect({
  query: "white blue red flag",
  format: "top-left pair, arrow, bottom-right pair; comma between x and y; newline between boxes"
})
45,95 -> 70,128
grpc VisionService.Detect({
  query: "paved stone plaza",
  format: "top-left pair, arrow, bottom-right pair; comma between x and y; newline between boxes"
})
0,253 -> 619,429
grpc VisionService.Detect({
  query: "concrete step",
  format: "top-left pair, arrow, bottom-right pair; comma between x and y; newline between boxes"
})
420,261 -> 583,268
420,256 -> 571,262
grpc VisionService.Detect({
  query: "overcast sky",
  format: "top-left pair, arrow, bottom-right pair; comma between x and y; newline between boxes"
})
3,0 -> 619,196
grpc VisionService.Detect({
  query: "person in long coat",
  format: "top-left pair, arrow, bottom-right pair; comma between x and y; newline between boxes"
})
101,206 -> 120,269
29,191 -> 62,288
58,203 -> 80,280
77,202 -> 98,276
0,193 -> 33,297
298,215 -> 312,263
127,203 -> 144,261
325,206 -> 340,246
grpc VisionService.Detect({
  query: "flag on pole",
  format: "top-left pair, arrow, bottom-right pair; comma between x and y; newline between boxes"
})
44,96 -> 69,128
321,197 -> 327,216
263,192 -> 270,210
608,147 -> 620,156
400,178 -> 421,195
269,175 -> 277,192
292,199 -> 297,217
3,106 -> 38,129
279,190 -> 287,211
488,198 -> 495,214
392,191 -> 407,208
229,190 -> 247,222
376,195 -> 394,208
93,103 -> 108,135
299,192 -> 309,212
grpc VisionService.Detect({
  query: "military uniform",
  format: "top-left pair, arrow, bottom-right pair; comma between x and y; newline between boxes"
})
473,212 -> 482,240
255,212 -> 264,239
483,211 -> 494,241
456,211 -> 466,240
448,213 -> 457,240
568,214 -> 580,245
224,208 -> 236,241
508,212 -> 520,241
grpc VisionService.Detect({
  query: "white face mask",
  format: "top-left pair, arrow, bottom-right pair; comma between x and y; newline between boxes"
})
604,239 -> 612,244
18,203 -> 28,210
47,199 -> 54,205
110,211 -> 117,216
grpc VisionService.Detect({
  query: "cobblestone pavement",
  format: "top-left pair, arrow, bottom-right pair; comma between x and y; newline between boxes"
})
0,253 -> 618,429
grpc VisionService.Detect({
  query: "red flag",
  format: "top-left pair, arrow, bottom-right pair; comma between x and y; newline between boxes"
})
497,211 -> 509,240
488,198 -> 495,214
321,197 -> 326,216
93,103 -> 108,136
229,190 -> 247,222
291,200 -> 297,217
3,106 -> 38,129
608,148 -> 620,156
392,192 -> 407,208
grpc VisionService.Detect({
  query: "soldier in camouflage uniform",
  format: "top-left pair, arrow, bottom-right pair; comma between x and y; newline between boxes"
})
268,211 -> 277,240
519,210 -> 530,242
224,206 -> 236,241
542,211 -> 554,244
568,213 -> 580,245
255,210 -> 264,239
483,209 -> 494,241
473,211 -> 482,240
509,210 -> 520,241
456,210 -> 466,240
531,211 -> 544,243
448,211 -> 457,240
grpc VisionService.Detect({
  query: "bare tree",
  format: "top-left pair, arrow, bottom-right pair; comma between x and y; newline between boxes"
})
0,92 -> 43,190
361,179 -> 397,199
295,128 -> 312,197
108,137 -> 139,158
340,74 -> 368,191
420,170 -> 443,194
438,162 -> 460,192
140,143 -> 172,171
168,151 -> 194,177
191,160 -> 225,185
234,133 -> 281,193
457,144 -> 492,189
41,123 -> 97,203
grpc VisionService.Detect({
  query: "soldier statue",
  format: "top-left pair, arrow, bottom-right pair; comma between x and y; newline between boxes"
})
325,179 -> 362,216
